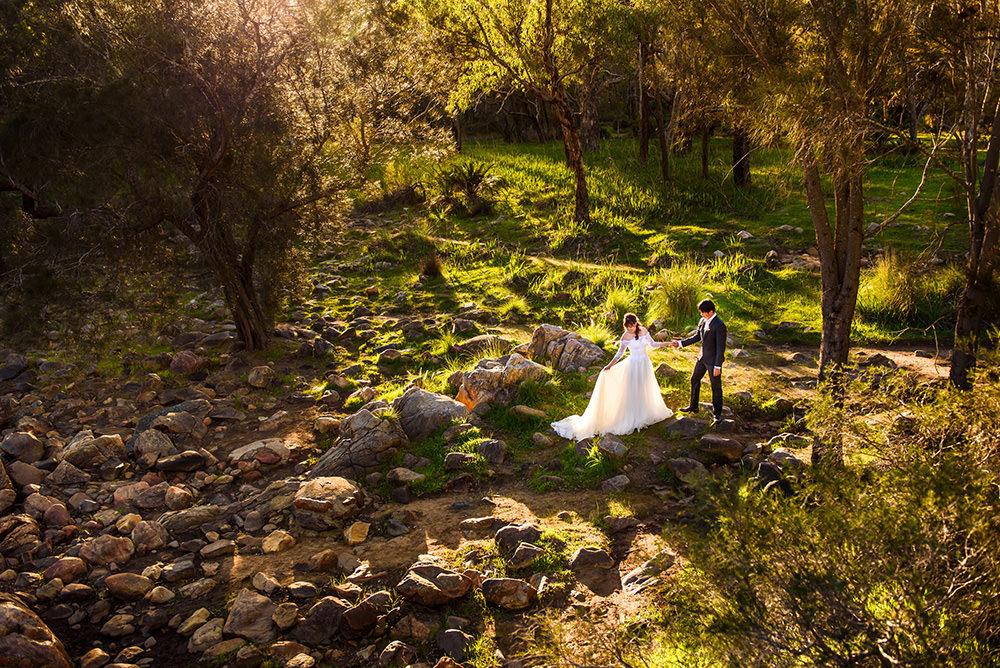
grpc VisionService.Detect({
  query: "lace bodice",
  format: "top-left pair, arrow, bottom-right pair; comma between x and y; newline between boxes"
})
610,333 -> 661,364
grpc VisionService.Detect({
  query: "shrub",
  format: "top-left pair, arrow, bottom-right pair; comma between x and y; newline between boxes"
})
646,259 -> 708,330
650,371 -> 1000,668
856,252 -> 965,329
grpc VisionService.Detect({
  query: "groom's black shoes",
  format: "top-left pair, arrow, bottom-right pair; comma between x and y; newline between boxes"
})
678,405 -> 699,413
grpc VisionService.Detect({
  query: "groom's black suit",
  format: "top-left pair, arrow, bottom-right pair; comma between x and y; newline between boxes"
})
680,314 -> 727,419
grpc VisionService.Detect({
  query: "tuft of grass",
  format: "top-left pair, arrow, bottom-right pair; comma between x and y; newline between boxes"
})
578,318 -> 617,349
646,259 -> 709,331
857,252 -> 966,330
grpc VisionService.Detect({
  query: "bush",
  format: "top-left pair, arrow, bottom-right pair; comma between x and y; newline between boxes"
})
646,259 -> 708,330
651,371 -> 1000,668
856,252 -> 964,329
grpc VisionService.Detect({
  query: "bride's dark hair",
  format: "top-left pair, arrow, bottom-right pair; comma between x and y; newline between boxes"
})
623,312 -> 643,332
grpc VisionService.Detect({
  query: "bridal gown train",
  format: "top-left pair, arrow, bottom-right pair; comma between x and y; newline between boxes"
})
551,334 -> 673,440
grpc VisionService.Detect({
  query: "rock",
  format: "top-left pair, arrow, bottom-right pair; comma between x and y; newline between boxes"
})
529,324 -> 606,372
344,521 -> 370,545
596,435 -> 627,459
164,486 -> 193,510
161,560 -> 196,582
601,474 -> 630,493
768,448 -> 806,470
481,578 -> 537,610
569,547 -> 615,570
154,450 -> 204,472
508,542 -> 544,569
147,586 -> 175,604
532,432 -> 555,447
292,477 -> 363,531
223,589 -> 277,643
396,564 -> 473,606
187,618 -> 223,653
252,572 -> 280,595
292,597 -> 350,644
495,523 -> 542,552
7,461 -> 45,486
664,416 -> 709,438
169,350 -> 209,375
100,613 -> 135,637
43,557 -> 87,584
272,602 -> 298,631
459,516 -> 500,540
444,452 -> 477,471
378,640 -> 418,667
452,353 -> 548,410
0,515 -> 40,559
262,530 -> 296,553
200,539 -> 236,559
58,431 -> 126,471
665,457 -> 707,482
309,410 -> 409,478
104,573 -> 154,601
622,550 -> 676,595
229,438 -> 290,465
157,504 -> 225,536
78,648 -> 111,668
314,416 -> 340,434
436,629 -> 474,661
604,516 -> 640,532
1,432 -> 44,463
696,434 -> 744,464
150,411 -> 207,440
0,593 -> 72,667
247,366 -> 276,388
433,658 -> 464,668
338,600 -> 377,639
393,389 -> 471,441
178,608 -> 211,635
79,535 -> 134,567
45,461 -> 91,486
510,405 -> 545,419
202,638 -> 246,662
476,439 -> 506,464
387,467 -> 425,485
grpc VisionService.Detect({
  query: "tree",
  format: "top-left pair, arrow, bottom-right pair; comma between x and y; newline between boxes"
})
415,0 -> 628,223
1,0 -> 445,348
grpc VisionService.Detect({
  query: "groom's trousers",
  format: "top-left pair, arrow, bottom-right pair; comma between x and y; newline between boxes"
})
689,359 -> 723,418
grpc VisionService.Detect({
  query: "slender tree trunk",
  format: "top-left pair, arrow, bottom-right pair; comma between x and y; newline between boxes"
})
580,87 -> 600,152
654,92 -> 670,184
950,98 -> 1000,388
733,126 -> 752,187
452,112 -> 462,153
701,124 -> 712,179
552,96 -> 591,223
527,98 -> 546,142
638,40 -> 651,166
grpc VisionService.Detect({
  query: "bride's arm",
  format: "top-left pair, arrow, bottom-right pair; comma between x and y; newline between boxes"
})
643,331 -> 669,348
603,340 -> 628,370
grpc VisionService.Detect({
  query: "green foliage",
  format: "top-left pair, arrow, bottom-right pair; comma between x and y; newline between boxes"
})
857,252 -> 968,330
647,259 -> 709,331
652,372 -> 1000,668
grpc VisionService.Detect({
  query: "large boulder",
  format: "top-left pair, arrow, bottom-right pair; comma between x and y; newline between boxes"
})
292,477 -> 364,531
396,564 -> 473,606
79,535 -> 134,567
308,409 -> 408,478
126,399 -> 213,453
0,462 -> 14,514
58,431 -> 126,471
393,389 -> 471,441
0,515 -> 39,560
695,434 -> 744,464
452,353 -> 549,410
528,325 -> 606,372
0,593 -> 72,668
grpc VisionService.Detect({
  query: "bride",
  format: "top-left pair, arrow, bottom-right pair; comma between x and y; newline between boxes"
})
552,312 -> 674,440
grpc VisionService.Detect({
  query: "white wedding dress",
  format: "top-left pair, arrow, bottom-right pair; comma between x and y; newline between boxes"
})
552,333 -> 673,440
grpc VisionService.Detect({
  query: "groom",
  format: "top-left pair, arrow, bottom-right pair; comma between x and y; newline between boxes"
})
669,299 -> 727,422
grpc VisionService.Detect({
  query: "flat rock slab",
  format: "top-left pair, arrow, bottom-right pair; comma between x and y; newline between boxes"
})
396,565 -> 473,606
481,578 -> 537,610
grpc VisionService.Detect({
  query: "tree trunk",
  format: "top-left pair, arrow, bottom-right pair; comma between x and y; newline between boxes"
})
452,112 -> 462,152
950,107 -> 1000,387
199,223 -> 271,350
580,88 -> 600,152
733,126 -> 751,187
527,98 -> 546,142
701,124 -> 712,179
552,96 -> 591,222
638,40 -> 651,166
654,93 -> 670,184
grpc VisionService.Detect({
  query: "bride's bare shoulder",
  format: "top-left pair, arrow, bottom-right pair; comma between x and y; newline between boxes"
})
622,333 -> 636,340
637,327 -> 649,336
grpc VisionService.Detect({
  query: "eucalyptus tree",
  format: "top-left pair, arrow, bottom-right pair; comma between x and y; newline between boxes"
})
912,0 -> 1000,390
413,0 -> 630,223
1,0 -> 445,348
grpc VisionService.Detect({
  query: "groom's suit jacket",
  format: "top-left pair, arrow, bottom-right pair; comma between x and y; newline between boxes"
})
680,315 -> 727,368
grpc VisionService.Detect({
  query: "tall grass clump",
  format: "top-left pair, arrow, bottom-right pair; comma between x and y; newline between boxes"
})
646,368 -> 1000,668
857,252 -> 964,329
577,318 -> 617,349
646,258 -> 708,330
603,282 -> 642,325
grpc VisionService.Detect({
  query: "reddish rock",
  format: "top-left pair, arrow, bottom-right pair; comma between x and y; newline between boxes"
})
104,573 -> 154,600
0,593 -> 72,668
79,535 -> 134,567
169,350 -> 209,375
43,557 -> 88,584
